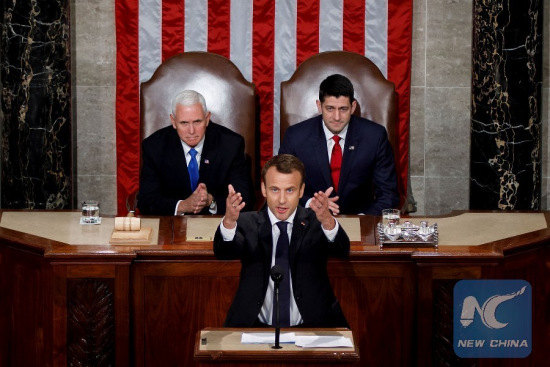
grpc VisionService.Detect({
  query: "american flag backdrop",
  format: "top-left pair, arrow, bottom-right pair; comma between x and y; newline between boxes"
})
115,0 -> 413,215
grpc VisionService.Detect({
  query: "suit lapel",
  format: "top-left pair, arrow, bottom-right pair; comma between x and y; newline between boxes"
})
198,123 -> 218,184
339,117 -> 359,195
313,118 -> 332,188
167,128 -> 192,191
258,209 -> 274,272
289,207 -> 309,271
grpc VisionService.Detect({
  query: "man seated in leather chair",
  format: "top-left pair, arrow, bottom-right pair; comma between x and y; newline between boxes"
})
279,74 -> 399,215
138,90 -> 255,215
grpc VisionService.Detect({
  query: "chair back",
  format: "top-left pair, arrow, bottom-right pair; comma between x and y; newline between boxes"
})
280,51 -> 397,151
140,51 -> 258,185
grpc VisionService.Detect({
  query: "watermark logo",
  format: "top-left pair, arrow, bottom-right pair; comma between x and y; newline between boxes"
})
454,280 -> 531,358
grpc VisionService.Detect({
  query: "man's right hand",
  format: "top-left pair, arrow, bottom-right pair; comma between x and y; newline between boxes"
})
223,184 -> 245,229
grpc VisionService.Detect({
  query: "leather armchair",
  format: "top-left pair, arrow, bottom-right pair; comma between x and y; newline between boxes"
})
280,51 -> 397,152
140,51 -> 259,188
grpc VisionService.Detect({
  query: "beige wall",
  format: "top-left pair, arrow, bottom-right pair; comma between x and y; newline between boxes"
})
72,0 -> 549,216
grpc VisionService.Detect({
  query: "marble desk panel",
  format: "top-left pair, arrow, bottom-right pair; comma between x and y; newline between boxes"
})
0,212 -> 159,245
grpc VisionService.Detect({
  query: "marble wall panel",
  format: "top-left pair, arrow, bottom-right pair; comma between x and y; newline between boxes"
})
1,0 -> 72,209
409,87 -> 425,177
426,0 -> 472,88
424,176 -> 469,215
411,0 -> 426,88
424,88 -> 470,178
72,0 -> 117,215
545,3 -> 550,210
470,0 -> 543,210
75,85 -> 116,215
73,0 -> 115,86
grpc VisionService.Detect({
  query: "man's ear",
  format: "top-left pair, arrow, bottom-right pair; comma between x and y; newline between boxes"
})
261,181 -> 267,198
170,114 -> 176,129
299,183 -> 305,198
205,111 -> 211,126
350,99 -> 357,115
316,100 -> 322,114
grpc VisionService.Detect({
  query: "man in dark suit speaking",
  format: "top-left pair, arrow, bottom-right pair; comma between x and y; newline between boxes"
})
214,154 -> 349,328
279,74 -> 399,215
138,90 -> 255,215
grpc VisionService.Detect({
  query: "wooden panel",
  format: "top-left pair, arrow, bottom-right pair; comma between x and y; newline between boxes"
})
330,261 -> 415,366
67,279 -> 116,366
134,261 -> 240,367
5,247 -> 53,367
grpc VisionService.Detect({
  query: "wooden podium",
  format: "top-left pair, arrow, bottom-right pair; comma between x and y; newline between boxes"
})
194,328 -> 359,366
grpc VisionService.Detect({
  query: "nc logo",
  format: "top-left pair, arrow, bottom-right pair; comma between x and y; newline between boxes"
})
459,286 -> 527,329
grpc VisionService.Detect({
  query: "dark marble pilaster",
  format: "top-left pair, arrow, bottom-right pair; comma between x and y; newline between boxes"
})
0,0 -> 72,209
470,0 -> 543,210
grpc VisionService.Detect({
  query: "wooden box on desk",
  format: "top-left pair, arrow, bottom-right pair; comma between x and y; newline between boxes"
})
194,327 -> 360,366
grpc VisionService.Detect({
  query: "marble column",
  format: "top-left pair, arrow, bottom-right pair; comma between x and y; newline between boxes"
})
470,0 -> 543,210
0,0 -> 72,209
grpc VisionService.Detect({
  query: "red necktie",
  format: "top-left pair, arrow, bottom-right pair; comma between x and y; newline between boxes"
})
330,135 -> 342,192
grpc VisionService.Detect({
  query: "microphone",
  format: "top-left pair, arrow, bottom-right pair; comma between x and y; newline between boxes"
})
271,264 -> 284,283
271,265 -> 284,349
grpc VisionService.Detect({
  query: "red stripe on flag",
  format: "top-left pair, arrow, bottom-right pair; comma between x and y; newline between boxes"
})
343,0 -> 365,54
115,0 -> 140,215
387,0 -> 413,207
162,0 -> 185,61
296,0 -> 320,66
208,0 -> 230,58
253,0 -> 276,165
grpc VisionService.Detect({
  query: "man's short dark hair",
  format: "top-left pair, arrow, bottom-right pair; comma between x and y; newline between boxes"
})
319,74 -> 354,103
262,154 -> 305,186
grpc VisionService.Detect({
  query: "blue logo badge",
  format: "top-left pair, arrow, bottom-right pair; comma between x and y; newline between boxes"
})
454,279 -> 531,358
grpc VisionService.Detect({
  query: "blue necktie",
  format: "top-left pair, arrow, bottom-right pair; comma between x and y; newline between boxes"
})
273,221 -> 291,327
188,148 -> 199,191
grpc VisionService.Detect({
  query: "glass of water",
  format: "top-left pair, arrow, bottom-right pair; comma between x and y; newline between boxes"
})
81,200 -> 100,224
382,208 -> 400,228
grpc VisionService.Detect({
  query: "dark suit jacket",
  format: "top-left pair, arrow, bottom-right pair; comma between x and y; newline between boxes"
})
213,206 -> 349,328
138,122 -> 255,215
279,115 -> 399,215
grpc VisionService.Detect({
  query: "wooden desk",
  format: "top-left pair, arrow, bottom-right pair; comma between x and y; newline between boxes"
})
194,327 -> 359,365
1,211 -> 549,366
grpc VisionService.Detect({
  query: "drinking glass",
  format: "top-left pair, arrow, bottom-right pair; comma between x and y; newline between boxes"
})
382,209 -> 400,228
81,200 -> 100,224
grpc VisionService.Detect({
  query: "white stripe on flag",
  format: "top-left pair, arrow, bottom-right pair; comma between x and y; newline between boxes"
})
185,0 -> 208,51
230,0 -> 253,82
273,0 -> 298,154
365,0 -> 388,77
319,0 -> 343,52
139,0 -> 162,83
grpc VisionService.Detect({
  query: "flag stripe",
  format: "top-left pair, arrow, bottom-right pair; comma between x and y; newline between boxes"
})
162,0 -> 185,61
208,0 -> 231,57
185,1 -> 207,51
296,0 -> 320,66
343,0 -> 365,54
319,0 -> 343,52
116,0 -> 141,215
273,0 -> 297,152
139,0 -> 162,82
365,0 -> 388,76
253,0 -> 277,165
230,0 -> 253,81
387,0 -> 412,202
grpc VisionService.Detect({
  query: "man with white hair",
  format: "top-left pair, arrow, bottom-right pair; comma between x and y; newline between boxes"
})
138,90 -> 255,215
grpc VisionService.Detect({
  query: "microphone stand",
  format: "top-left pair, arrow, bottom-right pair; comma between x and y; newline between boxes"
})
272,276 -> 282,349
